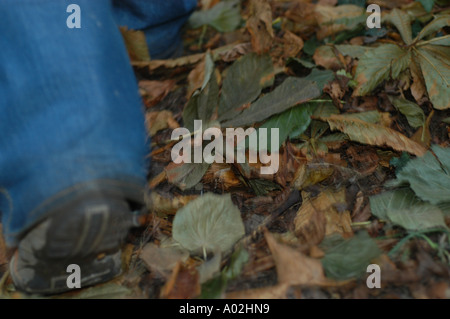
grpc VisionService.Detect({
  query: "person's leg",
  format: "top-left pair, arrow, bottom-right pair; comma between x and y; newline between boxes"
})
0,0 -> 148,293
112,0 -> 197,59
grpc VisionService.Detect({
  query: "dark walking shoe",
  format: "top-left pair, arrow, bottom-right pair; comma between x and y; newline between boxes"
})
9,193 -> 138,294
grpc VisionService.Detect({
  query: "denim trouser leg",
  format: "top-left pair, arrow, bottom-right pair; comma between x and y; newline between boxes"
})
0,0 -> 150,246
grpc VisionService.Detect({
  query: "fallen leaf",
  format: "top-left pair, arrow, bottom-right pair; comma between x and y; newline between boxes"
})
145,110 -> 179,136
265,230 -> 327,286
172,193 -> 245,255
294,189 -> 353,242
0,224 -> 7,271
390,96 -> 425,129
245,103 -> 315,152
188,0 -> 242,32
140,242 -> 189,278
120,27 -> 150,62
387,8 -> 413,45
410,58 -> 427,103
411,110 -> 433,148
314,5 -> 366,40
223,77 -> 320,127
353,44 -> 411,96
282,30 -> 304,58
285,2 -> 317,36
387,145 -> 450,205
318,113 -> 427,156
320,231 -> 381,280
414,44 -> 450,110
226,283 -> 289,299
218,53 -> 274,122
292,162 -> 334,191
186,59 -> 206,99
147,192 -> 197,215
139,80 -> 176,108
165,162 -> 210,190
246,0 -> 274,54
160,262 -> 201,299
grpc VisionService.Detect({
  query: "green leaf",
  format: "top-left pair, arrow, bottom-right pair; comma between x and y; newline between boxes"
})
338,0 -> 366,8
222,77 -> 320,127
388,8 -> 413,45
390,152 -> 411,173
222,246 -> 249,281
172,193 -> 245,255
417,0 -> 435,13
183,53 -> 219,131
165,162 -> 210,190
370,188 -> 423,221
218,53 -> 274,122
188,0 -> 242,32
200,246 -> 248,299
354,44 -> 412,96
389,204 -> 447,231
311,101 -> 339,138
304,69 -> 335,92
389,145 -> 450,205
415,14 -> 450,41
414,45 -> 450,110
247,103 -> 315,152
390,97 -> 425,128
321,231 -> 381,280
335,44 -> 374,58
341,110 -> 387,124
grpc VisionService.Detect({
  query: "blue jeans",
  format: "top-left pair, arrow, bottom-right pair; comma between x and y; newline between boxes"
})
0,0 -> 196,246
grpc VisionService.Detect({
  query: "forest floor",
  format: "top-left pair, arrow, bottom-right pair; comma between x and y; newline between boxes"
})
1,0 -> 450,299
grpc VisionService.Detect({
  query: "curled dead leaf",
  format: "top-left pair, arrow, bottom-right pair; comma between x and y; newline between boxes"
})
265,230 -> 327,286
246,0 -> 274,54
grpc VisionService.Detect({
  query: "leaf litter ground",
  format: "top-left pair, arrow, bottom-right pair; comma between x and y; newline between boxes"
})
1,0 -> 450,299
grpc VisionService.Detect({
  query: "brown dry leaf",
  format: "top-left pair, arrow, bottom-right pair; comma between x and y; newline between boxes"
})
318,114 -> 427,156
133,43 -> 253,70
140,242 -> 189,278
292,161 -> 334,191
226,283 -> 289,299
285,1 -> 317,36
134,52 -> 205,70
265,230 -> 327,286
410,58 -> 427,103
246,0 -> 274,54
0,224 -> 8,270
293,193 -> 327,246
217,42 -> 253,62
345,145 -> 379,175
202,163 -> 242,191
371,0 -> 412,9
314,5 -> 364,40
186,59 -> 206,99
148,170 -> 167,189
324,80 -> 345,105
120,27 -> 150,62
313,45 -> 343,70
283,30 -> 304,58
412,110 -> 433,148
145,110 -> 179,136
160,262 -> 201,299
139,80 -> 176,108
294,189 -> 353,243
318,0 -> 338,5
147,192 -> 197,215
